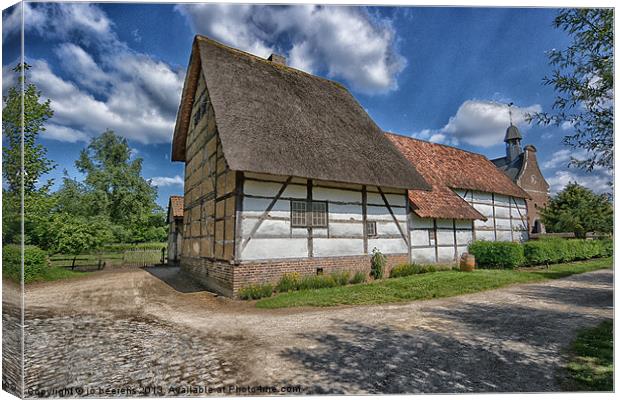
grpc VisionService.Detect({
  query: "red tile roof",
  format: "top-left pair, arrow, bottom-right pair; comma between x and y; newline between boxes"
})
168,196 -> 184,219
387,133 -> 530,220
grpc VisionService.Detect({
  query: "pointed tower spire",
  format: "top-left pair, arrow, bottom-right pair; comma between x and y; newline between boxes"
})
504,102 -> 522,161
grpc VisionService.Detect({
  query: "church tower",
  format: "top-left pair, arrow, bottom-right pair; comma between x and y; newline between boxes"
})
504,104 -> 523,161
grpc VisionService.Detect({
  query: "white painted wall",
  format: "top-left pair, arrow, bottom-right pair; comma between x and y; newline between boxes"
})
237,174 -> 409,261
410,189 -> 529,264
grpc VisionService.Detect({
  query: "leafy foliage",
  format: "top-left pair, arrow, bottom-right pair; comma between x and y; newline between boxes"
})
524,238 -> 612,265
370,247 -> 386,279
2,244 -> 49,283
468,241 -> 526,269
529,9 -> 613,172
540,182 -> 613,237
2,64 -> 56,246
275,273 -> 302,293
48,215 -> 115,255
349,271 -> 366,284
54,131 -> 167,245
238,283 -> 274,300
390,263 -> 445,278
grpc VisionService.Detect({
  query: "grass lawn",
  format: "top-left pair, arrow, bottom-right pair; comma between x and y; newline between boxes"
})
562,320 -> 613,391
256,257 -> 613,309
38,267 -> 87,282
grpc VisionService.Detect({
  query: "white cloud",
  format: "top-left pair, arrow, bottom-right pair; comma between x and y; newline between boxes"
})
413,100 -> 542,148
547,170 -> 611,194
560,120 -> 574,131
3,3 -> 185,145
42,124 -> 90,143
542,149 -> 588,170
175,4 -> 406,94
150,175 -> 183,187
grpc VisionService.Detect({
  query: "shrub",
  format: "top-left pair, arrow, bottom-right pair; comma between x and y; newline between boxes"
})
524,238 -> 612,265
370,248 -> 386,279
238,283 -> 273,300
298,274 -> 337,290
275,273 -> 301,293
468,241 -> 525,269
349,271 -> 366,284
2,245 -> 49,283
390,263 -> 421,278
330,271 -> 351,286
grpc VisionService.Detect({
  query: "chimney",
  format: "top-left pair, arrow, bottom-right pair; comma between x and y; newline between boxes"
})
267,53 -> 286,65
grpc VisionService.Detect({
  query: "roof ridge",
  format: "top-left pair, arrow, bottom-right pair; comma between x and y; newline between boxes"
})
195,35 -> 347,91
384,131 -> 491,159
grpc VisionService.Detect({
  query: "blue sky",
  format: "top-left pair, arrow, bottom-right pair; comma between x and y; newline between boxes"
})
2,2 -> 613,208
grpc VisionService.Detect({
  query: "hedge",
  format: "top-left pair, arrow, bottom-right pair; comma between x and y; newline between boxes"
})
468,241 -> 525,269
470,238 -> 612,269
2,245 -> 49,283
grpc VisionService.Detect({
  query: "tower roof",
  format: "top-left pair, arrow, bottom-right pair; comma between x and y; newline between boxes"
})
504,124 -> 522,142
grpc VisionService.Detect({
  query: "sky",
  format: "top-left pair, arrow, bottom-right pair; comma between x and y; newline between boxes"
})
2,2 -> 613,208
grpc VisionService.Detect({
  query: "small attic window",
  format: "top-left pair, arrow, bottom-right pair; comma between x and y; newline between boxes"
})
366,221 -> 377,237
193,96 -> 209,127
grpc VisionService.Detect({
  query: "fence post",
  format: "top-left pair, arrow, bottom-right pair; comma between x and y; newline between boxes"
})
161,247 -> 166,265
72,256 -> 77,270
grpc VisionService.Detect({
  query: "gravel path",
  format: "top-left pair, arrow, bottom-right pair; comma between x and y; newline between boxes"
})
3,265 -> 613,395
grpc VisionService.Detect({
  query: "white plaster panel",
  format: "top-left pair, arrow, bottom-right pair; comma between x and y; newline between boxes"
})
494,194 -> 510,205
473,191 -> 493,204
291,228 -> 308,237
242,198 -> 290,218
313,228 -> 329,238
474,217 -> 495,229
329,222 -> 364,237
409,214 -> 434,229
283,184 -> 308,198
436,219 -> 453,229
329,203 -> 363,221
313,238 -> 363,257
411,247 -> 436,264
476,230 -> 495,241
241,219 -> 290,237
367,205 -> 407,222
436,230 -> 455,246
517,231 -> 529,242
454,189 -> 467,198
513,220 -> 527,231
513,198 -> 527,207
368,238 -> 408,254
455,230 -> 473,245
510,207 -> 522,218
454,220 -> 472,229
313,187 -> 361,203
497,230 -> 513,242
496,219 -> 512,230
473,204 -> 494,218
411,230 -> 430,246
366,192 -> 405,207
376,221 -> 402,236
495,206 -> 511,219
241,238 -> 308,260
438,247 -> 456,263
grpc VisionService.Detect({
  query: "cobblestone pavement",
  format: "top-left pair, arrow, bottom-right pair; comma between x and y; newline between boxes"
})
3,265 -> 614,395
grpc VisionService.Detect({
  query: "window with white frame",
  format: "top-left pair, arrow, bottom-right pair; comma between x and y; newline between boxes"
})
366,221 -> 377,237
290,200 -> 328,228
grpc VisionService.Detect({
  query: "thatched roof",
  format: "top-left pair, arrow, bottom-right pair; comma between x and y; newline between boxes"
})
171,35 -> 430,191
387,133 -> 530,220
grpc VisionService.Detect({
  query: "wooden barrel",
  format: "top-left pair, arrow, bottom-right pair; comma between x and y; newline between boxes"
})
460,253 -> 475,272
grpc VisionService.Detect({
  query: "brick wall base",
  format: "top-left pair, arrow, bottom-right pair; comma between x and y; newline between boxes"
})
180,254 -> 409,298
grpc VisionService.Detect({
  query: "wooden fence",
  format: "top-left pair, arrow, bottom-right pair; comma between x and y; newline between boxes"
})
51,247 -> 167,270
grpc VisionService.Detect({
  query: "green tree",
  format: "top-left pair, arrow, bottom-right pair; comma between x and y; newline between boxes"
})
56,130 -> 167,243
541,182 -> 613,238
49,214 -> 114,255
2,63 -> 56,245
530,9 -> 613,172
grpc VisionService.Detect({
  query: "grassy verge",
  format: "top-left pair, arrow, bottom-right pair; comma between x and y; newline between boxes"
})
31,267 -> 87,283
562,320 -> 613,391
256,257 -> 612,309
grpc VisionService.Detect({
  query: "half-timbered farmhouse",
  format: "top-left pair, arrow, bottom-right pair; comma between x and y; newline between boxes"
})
387,134 -> 531,264
171,35 -> 541,297
171,36 -> 431,296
